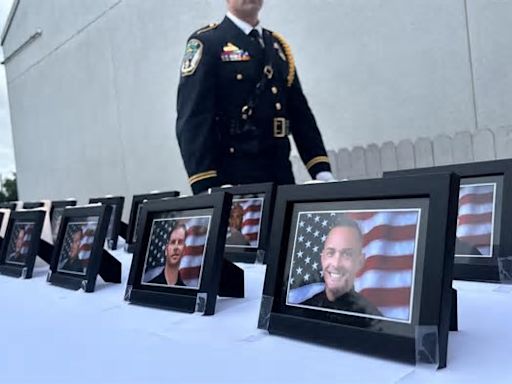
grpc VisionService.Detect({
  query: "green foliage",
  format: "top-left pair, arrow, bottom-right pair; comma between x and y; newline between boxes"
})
0,172 -> 18,202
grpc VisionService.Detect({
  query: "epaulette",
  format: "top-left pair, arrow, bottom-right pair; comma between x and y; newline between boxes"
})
195,23 -> 218,35
272,32 -> 296,87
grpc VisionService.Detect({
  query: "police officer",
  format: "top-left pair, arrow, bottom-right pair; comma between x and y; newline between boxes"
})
176,0 -> 334,194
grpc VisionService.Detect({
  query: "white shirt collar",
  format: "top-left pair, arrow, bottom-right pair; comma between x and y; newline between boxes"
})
226,11 -> 263,36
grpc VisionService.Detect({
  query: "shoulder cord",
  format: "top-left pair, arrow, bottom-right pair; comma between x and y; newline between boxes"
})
272,32 -> 295,87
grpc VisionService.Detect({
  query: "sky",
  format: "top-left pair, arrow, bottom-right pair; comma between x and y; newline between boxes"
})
0,0 -> 15,179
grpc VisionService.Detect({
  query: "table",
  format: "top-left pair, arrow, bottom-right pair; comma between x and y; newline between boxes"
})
1,247 -> 511,383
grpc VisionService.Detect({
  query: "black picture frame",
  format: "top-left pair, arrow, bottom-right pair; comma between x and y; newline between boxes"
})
88,196 -> 125,250
0,202 -> 17,210
383,159 -> 512,283
260,174 -> 459,368
22,201 -> 45,209
0,210 -> 45,279
125,191 -> 180,252
211,183 -> 275,263
47,204 -> 121,292
126,192 -> 244,315
50,200 -> 78,243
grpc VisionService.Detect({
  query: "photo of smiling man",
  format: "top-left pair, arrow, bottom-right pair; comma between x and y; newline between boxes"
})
301,216 -> 382,316
286,209 -> 421,323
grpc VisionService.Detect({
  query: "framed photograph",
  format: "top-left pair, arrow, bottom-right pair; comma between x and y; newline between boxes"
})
50,200 -> 78,243
126,192 -> 244,315
0,210 -> 45,278
0,202 -> 17,210
88,196 -> 125,250
125,191 -> 180,251
48,204 -> 119,292
384,159 -> 512,282
22,201 -> 45,209
260,174 -> 459,368
212,183 -> 275,263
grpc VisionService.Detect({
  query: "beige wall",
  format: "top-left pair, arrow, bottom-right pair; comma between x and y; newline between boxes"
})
2,0 -> 511,219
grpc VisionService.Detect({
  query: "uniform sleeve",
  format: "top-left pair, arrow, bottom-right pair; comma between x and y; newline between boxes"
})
287,71 -> 332,179
176,35 -> 221,194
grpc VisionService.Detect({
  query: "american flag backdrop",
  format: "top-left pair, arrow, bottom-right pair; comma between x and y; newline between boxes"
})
287,210 -> 421,321
230,197 -> 264,248
456,183 -> 496,257
142,216 -> 210,288
58,219 -> 98,269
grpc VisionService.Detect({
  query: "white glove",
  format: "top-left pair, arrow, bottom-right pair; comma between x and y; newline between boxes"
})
315,171 -> 336,182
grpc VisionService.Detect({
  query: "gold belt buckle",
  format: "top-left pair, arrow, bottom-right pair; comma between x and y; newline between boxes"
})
273,117 -> 287,137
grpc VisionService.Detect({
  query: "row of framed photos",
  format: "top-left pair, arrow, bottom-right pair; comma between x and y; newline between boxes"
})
1,158 -> 512,368
0,175 -> 454,367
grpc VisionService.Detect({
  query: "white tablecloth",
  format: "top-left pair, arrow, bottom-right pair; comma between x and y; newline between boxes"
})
1,248 -> 511,383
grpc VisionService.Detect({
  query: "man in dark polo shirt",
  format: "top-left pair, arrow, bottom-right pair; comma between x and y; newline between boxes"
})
148,224 -> 187,286
303,216 -> 382,318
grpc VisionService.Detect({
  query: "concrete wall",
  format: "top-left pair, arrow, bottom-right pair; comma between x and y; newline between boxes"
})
2,0 -> 512,220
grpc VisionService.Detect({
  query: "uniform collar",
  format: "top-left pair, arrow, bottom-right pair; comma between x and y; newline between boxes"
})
226,11 -> 263,36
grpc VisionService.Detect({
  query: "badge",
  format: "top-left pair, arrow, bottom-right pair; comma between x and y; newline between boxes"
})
274,42 -> 287,61
221,42 -> 251,62
181,39 -> 203,77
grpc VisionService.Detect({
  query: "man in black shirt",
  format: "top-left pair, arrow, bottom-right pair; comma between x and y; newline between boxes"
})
148,224 -> 187,286
303,216 -> 382,317
7,227 -> 27,264
60,228 -> 85,274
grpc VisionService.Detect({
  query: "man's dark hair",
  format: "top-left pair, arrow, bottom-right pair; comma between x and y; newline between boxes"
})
331,214 -> 364,244
167,223 -> 188,243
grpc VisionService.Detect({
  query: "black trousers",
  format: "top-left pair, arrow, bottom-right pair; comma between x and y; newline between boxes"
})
218,146 -> 295,186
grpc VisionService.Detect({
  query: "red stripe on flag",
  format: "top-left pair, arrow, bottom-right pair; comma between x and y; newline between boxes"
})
347,212 -> 377,221
359,287 -> 411,307
244,204 -> 262,213
244,233 -> 258,241
242,218 -> 260,227
358,255 -> 414,275
458,233 -> 491,247
180,266 -> 201,280
459,192 -> 494,206
183,245 -> 205,256
187,226 -> 207,237
457,212 -> 493,225
362,225 -> 417,247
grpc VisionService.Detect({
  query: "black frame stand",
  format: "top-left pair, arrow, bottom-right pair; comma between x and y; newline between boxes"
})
218,259 -> 244,298
450,288 -> 458,332
119,221 -> 128,240
38,240 -> 54,264
99,248 -> 122,283
45,240 -> 121,289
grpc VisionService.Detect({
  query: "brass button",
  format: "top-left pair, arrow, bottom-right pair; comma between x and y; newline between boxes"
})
275,102 -> 282,111
229,147 -> 235,154
271,86 -> 278,94
236,73 -> 243,80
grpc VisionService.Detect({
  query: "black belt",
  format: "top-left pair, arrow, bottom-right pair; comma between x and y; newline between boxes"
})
225,117 -> 290,138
